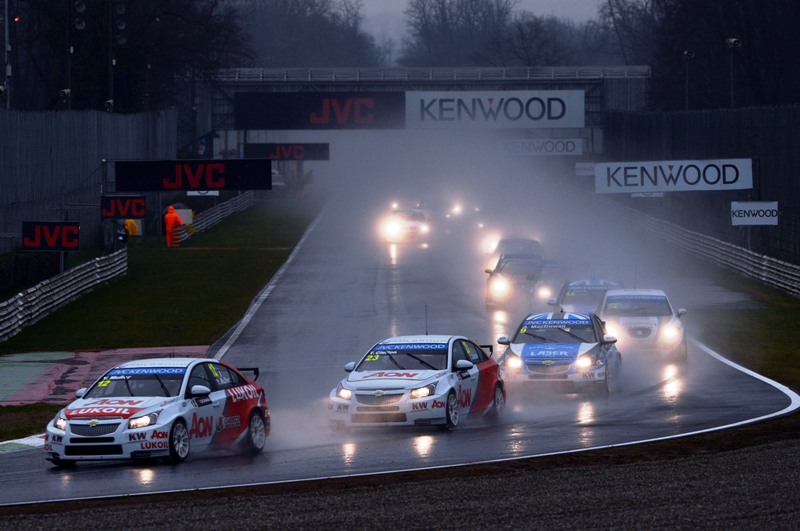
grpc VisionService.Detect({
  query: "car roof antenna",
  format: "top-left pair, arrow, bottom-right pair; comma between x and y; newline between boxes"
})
425,304 -> 429,336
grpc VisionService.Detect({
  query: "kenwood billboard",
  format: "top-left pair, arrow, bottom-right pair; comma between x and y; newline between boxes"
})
234,90 -> 585,130
594,159 -> 753,194
406,90 -> 585,129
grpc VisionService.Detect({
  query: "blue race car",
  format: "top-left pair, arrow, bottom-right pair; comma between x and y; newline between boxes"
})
497,312 -> 622,395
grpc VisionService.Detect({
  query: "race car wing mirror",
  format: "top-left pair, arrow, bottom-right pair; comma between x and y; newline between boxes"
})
456,359 -> 474,371
344,362 -> 356,372
497,336 -> 510,345
677,308 -> 687,317
190,385 -> 211,396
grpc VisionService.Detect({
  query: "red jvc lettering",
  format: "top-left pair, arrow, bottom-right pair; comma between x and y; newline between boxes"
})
101,197 -> 145,218
164,163 -> 226,189
268,145 -> 305,160
309,98 -> 374,125
23,225 -> 79,249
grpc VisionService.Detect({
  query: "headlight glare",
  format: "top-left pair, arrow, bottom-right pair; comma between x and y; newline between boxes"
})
336,384 -> 352,400
505,355 -> 523,370
489,277 -> 511,299
605,323 -> 620,339
128,411 -> 160,430
410,383 -> 436,399
575,355 -> 595,370
660,324 -> 682,343
537,286 -> 552,299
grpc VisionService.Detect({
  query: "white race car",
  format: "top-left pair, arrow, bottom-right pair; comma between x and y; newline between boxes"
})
379,209 -> 431,243
44,357 -> 270,467
597,288 -> 688,361
328,335 -> 505,430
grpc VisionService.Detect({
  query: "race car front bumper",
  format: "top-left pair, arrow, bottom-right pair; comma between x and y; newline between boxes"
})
45,420 -> 174,462
328,389 -> 450,428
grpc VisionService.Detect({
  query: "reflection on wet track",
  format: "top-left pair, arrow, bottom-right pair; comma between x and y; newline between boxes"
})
1,134 -> 797,506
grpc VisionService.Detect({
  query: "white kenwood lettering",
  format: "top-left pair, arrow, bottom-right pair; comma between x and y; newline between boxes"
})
595,159 -> 753,193
406,90 -> 585,129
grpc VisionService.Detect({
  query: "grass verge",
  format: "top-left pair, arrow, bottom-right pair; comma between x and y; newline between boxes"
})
0,195 -> 322,440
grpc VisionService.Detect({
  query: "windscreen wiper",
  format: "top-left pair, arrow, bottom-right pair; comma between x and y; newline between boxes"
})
404,353 -> 438,371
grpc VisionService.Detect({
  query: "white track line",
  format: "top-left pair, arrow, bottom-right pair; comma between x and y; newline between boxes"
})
213,213 -> 323,360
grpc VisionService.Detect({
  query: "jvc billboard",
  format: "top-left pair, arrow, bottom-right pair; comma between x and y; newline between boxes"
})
234,90 -> 585,130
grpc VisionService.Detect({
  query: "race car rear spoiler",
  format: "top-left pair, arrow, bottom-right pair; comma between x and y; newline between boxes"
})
481,344 -> 494,355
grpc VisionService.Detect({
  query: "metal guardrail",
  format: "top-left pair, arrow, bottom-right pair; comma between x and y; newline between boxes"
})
213,66 -> 652,84
0,192 -> 256,344
0,249 -> 128,343
606,200 -> 800,297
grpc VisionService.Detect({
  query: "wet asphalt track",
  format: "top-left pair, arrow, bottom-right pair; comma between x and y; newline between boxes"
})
0,131 -> 795,506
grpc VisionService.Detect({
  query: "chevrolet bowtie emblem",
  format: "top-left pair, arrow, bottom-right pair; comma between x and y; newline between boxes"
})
543,360 -> 554,366
87,419 -> 100,426
373,390 -> 384,396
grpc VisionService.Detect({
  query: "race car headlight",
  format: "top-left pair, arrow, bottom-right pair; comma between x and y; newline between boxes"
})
504,355 -> 523,370
659,324 -> 683,344
336,383 -> 352,400
54,412 -> 67,431
128,411 -> 160,430
420,223 -> 430,234
489,277 -> 511,299
605,323 -> 620,339
536,285 -> 552,300
380,218 -> 403,241
410,383 -> 436,399
575,355 -> 596,371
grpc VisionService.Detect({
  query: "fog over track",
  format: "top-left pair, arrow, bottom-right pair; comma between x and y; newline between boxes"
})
1,129 -> 796,507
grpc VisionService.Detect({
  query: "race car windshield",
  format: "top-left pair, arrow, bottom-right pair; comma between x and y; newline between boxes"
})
563,290 -> 606,307
356,347 -> 448,371
603,296 -> 672,317
496,261 -> 540,277
85,368 -> 186,398
513,322 -> 597,343
395,211 -> 426,221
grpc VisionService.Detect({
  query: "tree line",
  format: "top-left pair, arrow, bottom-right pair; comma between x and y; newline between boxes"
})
2,0 -> 797,112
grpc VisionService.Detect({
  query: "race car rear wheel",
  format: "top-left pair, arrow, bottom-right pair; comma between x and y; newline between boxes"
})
168,419 -> 190,463
440,391 -> 460,431
487,384 -> 505,422
244,410 -> 267,454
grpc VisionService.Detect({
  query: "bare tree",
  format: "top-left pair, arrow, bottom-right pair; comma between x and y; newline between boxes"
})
7,0 -> 252,111
399,0 -> 517,66
239,0 -> 386,67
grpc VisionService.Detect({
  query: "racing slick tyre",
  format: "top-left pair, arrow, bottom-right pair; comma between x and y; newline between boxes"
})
168,418 -> 190,463
487,384 -> 505,423
439,391 -> 460,431
600,360 -> 622,396
243,410 -> 267,455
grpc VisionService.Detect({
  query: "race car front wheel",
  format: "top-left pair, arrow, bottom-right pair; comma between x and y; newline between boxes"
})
440,391 -> 460,431
168,419 -> 190,463
244,410 -> 267,454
